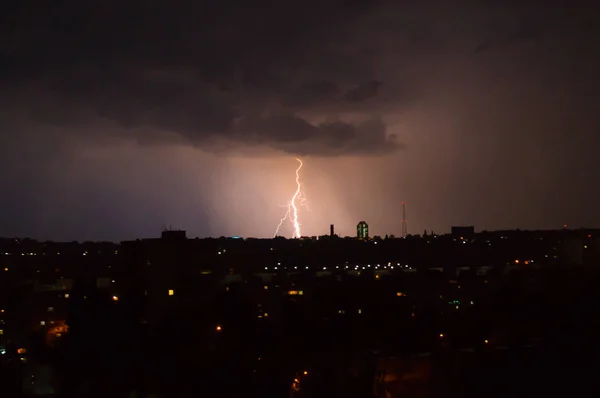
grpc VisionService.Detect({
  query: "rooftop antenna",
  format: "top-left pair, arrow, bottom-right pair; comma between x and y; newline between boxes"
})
402,202 -> 408,238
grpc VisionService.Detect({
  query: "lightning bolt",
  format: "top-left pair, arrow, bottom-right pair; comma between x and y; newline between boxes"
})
274,158 -> 306,238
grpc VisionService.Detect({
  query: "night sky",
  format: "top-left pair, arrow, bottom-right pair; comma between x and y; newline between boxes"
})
1,1 -> 599,241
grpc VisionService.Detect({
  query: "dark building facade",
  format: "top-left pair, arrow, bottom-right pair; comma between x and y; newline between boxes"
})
451,226 -> 475,238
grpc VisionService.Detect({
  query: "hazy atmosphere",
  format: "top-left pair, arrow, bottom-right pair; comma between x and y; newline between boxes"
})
2,0 -> 599,241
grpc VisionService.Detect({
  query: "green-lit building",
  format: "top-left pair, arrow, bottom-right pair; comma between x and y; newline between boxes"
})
357,221 -> 369,240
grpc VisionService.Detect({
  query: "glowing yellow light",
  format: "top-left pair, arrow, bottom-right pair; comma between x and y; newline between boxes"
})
264,313 -> 269,317
439,333 -> 444,338
484,339 -> 489,344
375,274 -> 380,279
303,371 -> 308,375
0,329 -> 3,335
168,289 -> 174,296
0,309 -> 4,313
4,268 -> 7,271
64,294 -> 69,298
515,260 -> 519,264
112,296 -> 119,301
216,325 -> 222,332
264,285 -> 268,290
396,292 -> 405,297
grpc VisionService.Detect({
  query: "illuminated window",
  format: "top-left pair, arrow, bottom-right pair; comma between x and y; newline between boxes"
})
396,292 -> 406,297
288,290 -> 298,295
40,321 -> 46,326
168,289 -> 175,296
47,307 -> 54,312
64,294 -> 70,298
264,285 -> 268,290
0,329 -> 3,335
17,348 -> 26,354
358,309 -> 362,314
112,296 -> 119,301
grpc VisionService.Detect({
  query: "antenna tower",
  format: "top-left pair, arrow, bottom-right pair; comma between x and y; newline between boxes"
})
402,202 -> 408,238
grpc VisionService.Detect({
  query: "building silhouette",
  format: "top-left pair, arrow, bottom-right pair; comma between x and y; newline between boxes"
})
357,221 -> 369,240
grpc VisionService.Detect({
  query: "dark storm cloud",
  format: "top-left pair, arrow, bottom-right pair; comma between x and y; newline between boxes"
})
282,81 -> 341,107
0,0 -> 400,157
345,81 -> 383,102
236,116 -> 399,156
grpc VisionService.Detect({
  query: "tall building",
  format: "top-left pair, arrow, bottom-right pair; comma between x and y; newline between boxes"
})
357,221 -> 369,240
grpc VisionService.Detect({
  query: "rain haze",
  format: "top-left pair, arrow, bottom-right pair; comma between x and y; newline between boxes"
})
1,0 -> 599,241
